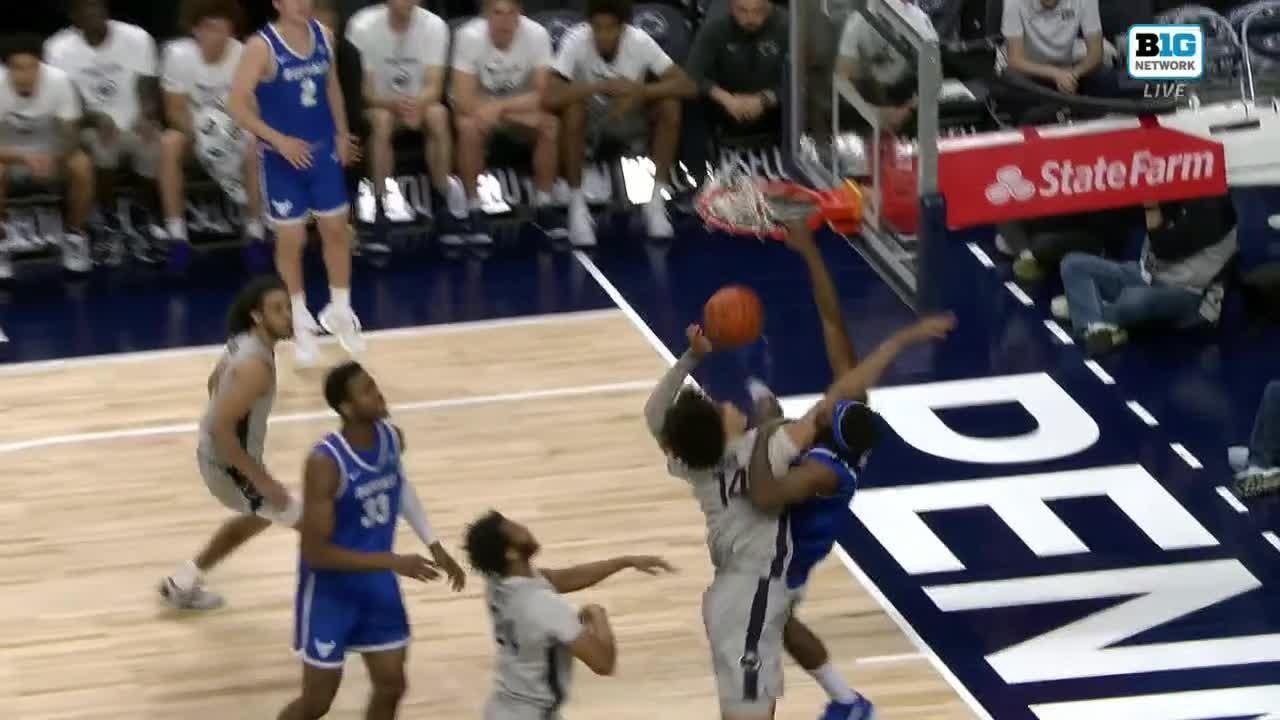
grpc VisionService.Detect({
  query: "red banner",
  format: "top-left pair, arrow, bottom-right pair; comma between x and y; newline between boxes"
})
938,118 -> 1228,229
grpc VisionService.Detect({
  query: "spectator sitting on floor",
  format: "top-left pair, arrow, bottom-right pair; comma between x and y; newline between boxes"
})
835,0 -> 936,134
1230,380 -> 1280,498
686,0 -> 788,146
1008,205 -> 1145,283
1056,195 -> 1237,357
1001,0 -> 1125,120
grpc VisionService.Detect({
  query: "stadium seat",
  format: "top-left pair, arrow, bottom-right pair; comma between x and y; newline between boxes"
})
633,3 -> 693,63
1230,1 -> 1280,88
1156,4 -> 1242,81
532,9 -> 586,51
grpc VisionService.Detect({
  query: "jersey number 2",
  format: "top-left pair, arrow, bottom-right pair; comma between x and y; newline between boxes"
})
300,78 -> 318,108
360,493 -> 391,528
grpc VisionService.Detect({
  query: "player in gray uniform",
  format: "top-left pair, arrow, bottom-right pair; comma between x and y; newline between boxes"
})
647,278 -> 955,718
464,510 -> 673,719
158,275 -> 298,610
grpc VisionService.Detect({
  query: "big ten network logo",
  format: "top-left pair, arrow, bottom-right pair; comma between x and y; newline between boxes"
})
1128,24 -> 1205,100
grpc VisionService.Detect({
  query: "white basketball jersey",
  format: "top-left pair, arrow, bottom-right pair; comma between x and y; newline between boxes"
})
673,428 -> 801,577
161,37 -> 243,115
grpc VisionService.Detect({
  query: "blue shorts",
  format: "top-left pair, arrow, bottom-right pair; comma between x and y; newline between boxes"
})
294,569 -> 410,668
259,138 -> 349,225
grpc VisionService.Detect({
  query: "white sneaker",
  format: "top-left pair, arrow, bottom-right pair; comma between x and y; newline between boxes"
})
1050,295 -> 1069,321
293,308 -> 321,368
445,176 -> 468,219
159,576 -> 225,610
568,199 -> 597,248
319,303 -> 366,356
644,195 -> 674,239
1228,446 -> 1250,473
62,233 -> 91,273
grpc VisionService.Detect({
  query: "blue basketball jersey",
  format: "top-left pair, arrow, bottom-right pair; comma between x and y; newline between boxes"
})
785,446 -> 859,590
256,19 -> 337,146
304,420 -> 404,582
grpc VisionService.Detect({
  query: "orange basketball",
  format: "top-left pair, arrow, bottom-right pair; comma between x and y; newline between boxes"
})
703,285 -> 764,349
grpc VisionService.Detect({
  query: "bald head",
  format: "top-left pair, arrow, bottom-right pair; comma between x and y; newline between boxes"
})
731,0 -> 771,34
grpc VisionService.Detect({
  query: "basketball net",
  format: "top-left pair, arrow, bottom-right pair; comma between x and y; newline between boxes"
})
695,164 -> 865,240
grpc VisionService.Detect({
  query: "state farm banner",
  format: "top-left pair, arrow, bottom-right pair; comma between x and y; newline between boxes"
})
938,117 -> 1228,229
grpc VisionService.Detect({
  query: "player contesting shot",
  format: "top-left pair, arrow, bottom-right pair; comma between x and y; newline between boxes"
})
280,362 -> 466,720
646,229 -> 954,718
228,0 -> 364,368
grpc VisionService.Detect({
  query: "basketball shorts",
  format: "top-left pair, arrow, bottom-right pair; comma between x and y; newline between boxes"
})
258,138 -> 349,225
81,127 -> 158,178
702,572 -> 797,717
3,162 -> 64,194
585,97 -> 650,156
294,569 -> 410,668
196,450 -> 301,527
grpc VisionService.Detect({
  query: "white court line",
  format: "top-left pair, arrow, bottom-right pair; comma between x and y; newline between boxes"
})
855,652 -> 926,666
1083,360 -> 1116,385
574,252 -> 993,720
966,243 -> 995,269
0,308 -> 621,376
1043,320 -> 1075,345
1126,401 -> 1160,427
1004,281 -> 1033,307
1216,486 -> 1249,514
0,379 -> 655,455
1170,443 -> 1204,469
1262,532 -> 1280,554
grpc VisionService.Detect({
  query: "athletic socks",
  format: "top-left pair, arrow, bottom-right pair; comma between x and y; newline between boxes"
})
809,662 -> 860,704
330,287 -> 350,310
166,218 -> 188,243
534,190 -> 553,208
171,559 -> 202,592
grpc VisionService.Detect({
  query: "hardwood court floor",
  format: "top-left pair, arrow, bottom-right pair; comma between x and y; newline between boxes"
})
0,310 -> 972,719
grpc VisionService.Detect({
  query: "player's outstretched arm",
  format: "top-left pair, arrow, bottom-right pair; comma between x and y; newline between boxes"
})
644,324 -> 711,445
300,451 -> 440,580
747,420 -> 840,514
783,220 -> 857,376
542,556 -> 674,595
571,604 -> 617,676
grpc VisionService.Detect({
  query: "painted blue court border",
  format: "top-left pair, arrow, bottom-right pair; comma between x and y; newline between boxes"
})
580,231 -> 1280,719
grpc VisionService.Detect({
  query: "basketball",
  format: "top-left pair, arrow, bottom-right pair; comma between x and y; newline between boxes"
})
703,285 -> 764,349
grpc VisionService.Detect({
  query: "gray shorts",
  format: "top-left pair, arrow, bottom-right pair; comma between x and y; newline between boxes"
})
586,97 -> 649,155
197,450 -> 300,526
483,695 -> 561,720
81,127 -> 158,178
702,573 -> 797,717
3,163 -> 64,194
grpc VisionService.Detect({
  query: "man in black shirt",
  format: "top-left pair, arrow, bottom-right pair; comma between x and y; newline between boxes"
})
686,0 -> 788,144
314,0 -> 368,209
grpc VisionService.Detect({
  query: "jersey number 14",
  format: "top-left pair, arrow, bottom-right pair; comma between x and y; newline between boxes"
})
718,468 -> 748,506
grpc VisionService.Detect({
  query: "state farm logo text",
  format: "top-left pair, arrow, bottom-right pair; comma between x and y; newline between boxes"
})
984,149 -> 1217,205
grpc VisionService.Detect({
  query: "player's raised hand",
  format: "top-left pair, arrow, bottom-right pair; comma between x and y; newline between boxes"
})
430,543 -> 467,592
626,555 -> 676,575
273,135 -> 313,170
782,219 -> 817,255
903,313 -> 957,343
391,553 -> 440,582
686,323 -> 714,357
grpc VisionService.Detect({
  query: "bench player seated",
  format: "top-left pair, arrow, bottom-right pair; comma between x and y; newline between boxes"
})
451,0 -> 565,247
0,33 -> 94,278
45,0 -> 166,265
347,0 -> 468,233
545,0 -> 695,247
158,0 -> 268,261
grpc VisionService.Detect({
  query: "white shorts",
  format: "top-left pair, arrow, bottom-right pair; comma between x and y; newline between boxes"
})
702,573 -> 798,717
197,451 -> 301,527
82,127 -> 158,178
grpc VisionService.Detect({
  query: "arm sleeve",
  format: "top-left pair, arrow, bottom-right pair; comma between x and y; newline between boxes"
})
452,27 -> 479,73
532,25 -> 554,68
1080,0 -> 1102,35
160,43 -> 187,94
766,427 -> 802,477
528,588 -> 583,644
138,30 -> 160,76
641,32 -> 674,76
551,26 -> 584,79
398,480 -> 438,546
55,73 -> 83,121
1001,1 -> 1024,38
426,15 -> 450,68
345,15 -> 365,50
685,19 -> 720,94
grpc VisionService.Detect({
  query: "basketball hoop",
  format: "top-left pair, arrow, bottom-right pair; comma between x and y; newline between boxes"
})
695,166 -> 865,241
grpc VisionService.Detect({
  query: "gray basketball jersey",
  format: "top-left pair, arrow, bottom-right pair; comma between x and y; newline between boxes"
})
484,572 -> 581,715
674,428 -> 801,577
197,332 -> 275,466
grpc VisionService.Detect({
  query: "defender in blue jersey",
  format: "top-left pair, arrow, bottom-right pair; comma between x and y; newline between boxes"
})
279,362 -> 466,720
228,0 -> 364,369
745,221 -> 955,720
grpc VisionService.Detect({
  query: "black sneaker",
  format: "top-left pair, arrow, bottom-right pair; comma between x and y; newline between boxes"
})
1233,467 -> 1280,498
90,220 -> 126,267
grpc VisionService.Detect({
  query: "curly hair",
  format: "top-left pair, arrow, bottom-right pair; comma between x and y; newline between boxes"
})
464,510 -> 511,576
